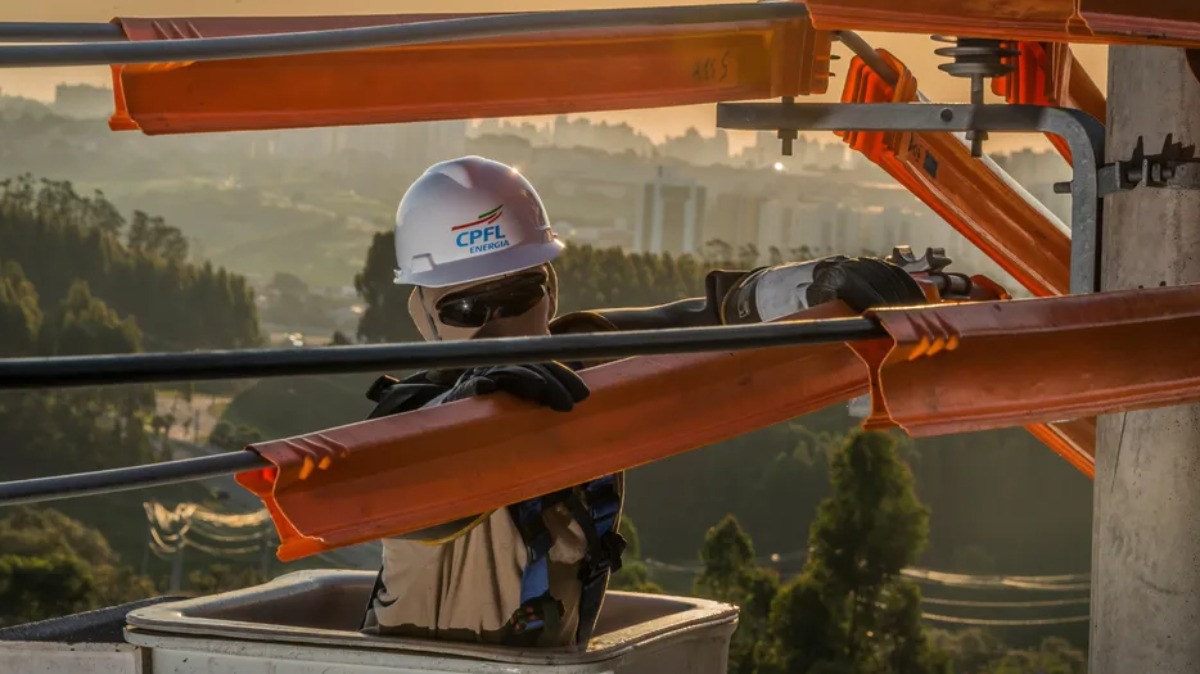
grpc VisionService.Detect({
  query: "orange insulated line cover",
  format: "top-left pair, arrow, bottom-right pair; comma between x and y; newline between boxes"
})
839,50 -> 1071,298
852,283 -> 1200,440
237,303 -> 870,561
108,13 -> 831,135
1079,0 -> 1200,45
992,41 -> 1107,164
805,0 -> 1200,47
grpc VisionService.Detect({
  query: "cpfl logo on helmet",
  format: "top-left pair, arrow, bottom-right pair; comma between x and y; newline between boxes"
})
453,205 -> 510,255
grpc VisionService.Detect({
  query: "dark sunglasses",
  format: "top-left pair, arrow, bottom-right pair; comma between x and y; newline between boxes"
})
435,272 -> 549,328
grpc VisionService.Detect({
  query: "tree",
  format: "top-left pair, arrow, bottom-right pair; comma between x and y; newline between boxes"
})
984,637 -> 1085,674
0,260 -> 42,356
608,517 -> 663,594
268,272 -> 309,297
127,210 -> 188,263
0,174 -> 260,351
208,421 -> 262,450
757,574 -> 840,674
44,280 -> 142,356
759,431 -> 941,674
187,564 -> 266,596
694,515 -> 779,674
354,231 -> 423,343
0,554 -> 93,627
809,430 -> 929,601
0,508 -> 156,626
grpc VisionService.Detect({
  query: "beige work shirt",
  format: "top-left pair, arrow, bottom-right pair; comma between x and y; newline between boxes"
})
362,501 -> 594,647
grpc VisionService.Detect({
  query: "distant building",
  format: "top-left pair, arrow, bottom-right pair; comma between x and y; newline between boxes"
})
472,118 -> 553,146
250,120 -> 468,174
336,120 -> 468,168
659,128 -> 731,167
552,115 -> 655,156
738,131 -> 855,171
635,167 -> 706,255
52,84 -> 113,119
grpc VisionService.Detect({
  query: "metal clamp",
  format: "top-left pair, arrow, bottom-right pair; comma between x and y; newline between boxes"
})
1097,136 -> 1200,196
715,102 -> 1106,294
885,245 -> 953,274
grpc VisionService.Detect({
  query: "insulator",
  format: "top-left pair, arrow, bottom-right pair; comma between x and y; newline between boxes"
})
931,36 -> 1017,80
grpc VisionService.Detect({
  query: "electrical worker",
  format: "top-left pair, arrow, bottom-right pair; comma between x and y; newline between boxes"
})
360,156 -> 625,649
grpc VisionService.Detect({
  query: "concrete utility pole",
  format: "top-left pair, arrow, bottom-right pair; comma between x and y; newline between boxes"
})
1091,46 -> 1200,674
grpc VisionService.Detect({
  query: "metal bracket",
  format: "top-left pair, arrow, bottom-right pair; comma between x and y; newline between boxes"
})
715,102 -> 1106,294
776,96 -> 798,156
1097,135 -> 1200,196
885,245 -> 953,274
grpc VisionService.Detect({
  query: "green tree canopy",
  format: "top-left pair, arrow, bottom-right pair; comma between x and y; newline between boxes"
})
0,554 -> 94,627
45,280 -> 142,356
0,260 -> 41,356
694,515 -> 780,674
0,174 -> 260,351
759,431 -> 941,674
608,517 -> 664,595
0,508 -> 155,626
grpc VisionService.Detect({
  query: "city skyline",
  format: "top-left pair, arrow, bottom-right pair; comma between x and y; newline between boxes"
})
4,0 -> 1109,154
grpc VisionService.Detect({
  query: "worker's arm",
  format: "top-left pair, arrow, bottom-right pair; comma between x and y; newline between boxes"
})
366,363 -> 590,544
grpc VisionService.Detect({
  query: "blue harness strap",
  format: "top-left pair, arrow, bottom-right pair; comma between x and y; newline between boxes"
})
503,474 -> 624,648
504,489 -> 569,646
570,474 -> 625,646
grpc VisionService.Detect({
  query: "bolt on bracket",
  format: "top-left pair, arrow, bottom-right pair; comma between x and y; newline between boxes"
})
1098,135 -> 1200,196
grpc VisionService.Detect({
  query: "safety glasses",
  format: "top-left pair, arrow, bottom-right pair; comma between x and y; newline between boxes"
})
435,271 -> 549,328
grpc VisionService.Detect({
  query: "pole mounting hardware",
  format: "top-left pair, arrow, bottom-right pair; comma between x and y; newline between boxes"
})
886,245 -> 954,274
1098,136 -> 1200,196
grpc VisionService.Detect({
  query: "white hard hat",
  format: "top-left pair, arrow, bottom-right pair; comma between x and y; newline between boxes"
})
393,156 -> 564,287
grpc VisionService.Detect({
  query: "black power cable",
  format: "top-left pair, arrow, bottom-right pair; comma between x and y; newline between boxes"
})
0,4 -> 809,67
0,22 -> 127,42
0,452 -> 267,507
0,316 -> 884,390
0,315 -> 885,506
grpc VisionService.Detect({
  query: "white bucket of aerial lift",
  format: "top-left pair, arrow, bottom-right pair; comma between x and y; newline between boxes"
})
393,156 -> 565,288
110,570 -> 737,674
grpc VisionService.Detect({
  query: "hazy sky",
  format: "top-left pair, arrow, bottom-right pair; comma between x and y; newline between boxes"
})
2,0 -> 1110,153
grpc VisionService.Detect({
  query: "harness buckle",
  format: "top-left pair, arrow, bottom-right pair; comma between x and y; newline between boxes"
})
505,592 -> 564,646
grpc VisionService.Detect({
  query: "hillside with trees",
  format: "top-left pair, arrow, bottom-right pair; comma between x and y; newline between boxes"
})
0,175 -> 260,351
0,174 -> 266,615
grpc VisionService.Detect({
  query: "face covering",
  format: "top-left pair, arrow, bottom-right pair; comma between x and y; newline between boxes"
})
407,264 -> 559,342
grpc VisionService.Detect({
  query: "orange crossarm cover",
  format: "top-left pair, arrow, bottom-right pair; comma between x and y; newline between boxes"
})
108,13 -> 831,135
1078,0 -> 1200,46
804,0 -> 1200,47
992,42 -> 1107,164
853,283 -> 1200,442
838,50 -> 1094,476
237,302 -> 870,561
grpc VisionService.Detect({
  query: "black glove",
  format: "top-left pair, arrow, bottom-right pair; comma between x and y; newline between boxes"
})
441,362 -> 590,412
808,257 -> 926,313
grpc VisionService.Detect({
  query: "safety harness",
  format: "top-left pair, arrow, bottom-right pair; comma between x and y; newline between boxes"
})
502,473 -> 624,646
364,371 -> 625,648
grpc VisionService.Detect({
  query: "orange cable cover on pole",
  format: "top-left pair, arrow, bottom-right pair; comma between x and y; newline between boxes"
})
838,52 -> 1071,301
237,303 -> 870,561
107,13 -> 831,135
992,41 -> 1107,164
852,283 -> 1200,439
